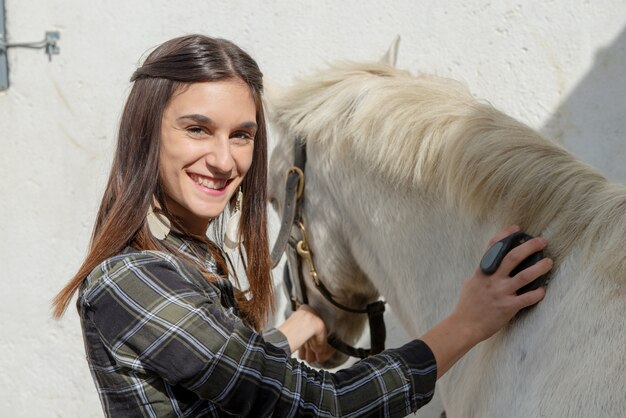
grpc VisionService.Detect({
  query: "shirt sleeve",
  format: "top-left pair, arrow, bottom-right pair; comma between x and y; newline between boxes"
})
262,327 -> 292,355
81,252 -> 436,417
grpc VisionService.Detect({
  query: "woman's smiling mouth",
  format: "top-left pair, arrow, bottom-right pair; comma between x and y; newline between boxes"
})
187,172 -> 231,190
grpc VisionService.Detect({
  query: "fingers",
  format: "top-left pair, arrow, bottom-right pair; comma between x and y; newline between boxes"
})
295,304 -> 334,363
299,344 -> 316,364
498,236 -> 547,276
307,331 -> 334,363
298,340 -> 334,363
514,285 -> 547,310
496,236 -> 552,305
510,256 -> 552,289
486,225 -> 521,250
298,344 -> 307,361
313,343 -> 334,363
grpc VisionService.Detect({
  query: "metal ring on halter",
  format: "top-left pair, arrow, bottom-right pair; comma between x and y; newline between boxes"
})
287,166 -> 305,199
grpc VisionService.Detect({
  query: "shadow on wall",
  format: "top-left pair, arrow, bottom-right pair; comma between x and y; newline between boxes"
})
542,25 -> 626,183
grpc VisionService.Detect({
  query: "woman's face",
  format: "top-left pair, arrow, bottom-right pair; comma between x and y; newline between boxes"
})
159,79 -> 256,235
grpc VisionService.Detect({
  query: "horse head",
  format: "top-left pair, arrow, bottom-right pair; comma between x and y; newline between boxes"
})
267,116 -> 381,368
266,40 -> 404,368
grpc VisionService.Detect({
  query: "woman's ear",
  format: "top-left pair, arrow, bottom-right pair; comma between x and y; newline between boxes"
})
379,35 -> 401,67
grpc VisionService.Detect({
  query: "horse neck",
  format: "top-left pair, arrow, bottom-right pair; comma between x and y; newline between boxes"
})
305,141 -> 492,337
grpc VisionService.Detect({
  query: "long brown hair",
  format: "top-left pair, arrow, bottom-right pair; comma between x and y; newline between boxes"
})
53,35 -> 274,329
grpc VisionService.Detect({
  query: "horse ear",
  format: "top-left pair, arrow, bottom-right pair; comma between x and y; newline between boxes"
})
379,35 -> 401,67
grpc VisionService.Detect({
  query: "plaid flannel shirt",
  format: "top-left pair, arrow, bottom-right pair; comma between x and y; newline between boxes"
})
78,232 -> 436,417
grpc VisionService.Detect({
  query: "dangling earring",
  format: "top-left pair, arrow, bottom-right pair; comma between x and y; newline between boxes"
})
146,204 -> 171,240
224,188 -> 243,251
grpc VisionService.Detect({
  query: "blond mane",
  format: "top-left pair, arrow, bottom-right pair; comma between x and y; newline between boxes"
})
271,62 -> 626,282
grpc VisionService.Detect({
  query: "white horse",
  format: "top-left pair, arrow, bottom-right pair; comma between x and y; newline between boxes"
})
267,50 -> 626,417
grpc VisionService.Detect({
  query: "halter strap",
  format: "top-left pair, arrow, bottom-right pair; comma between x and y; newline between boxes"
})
328,300 -> 386,357
271,142 -> 306,268
271,138 -> 387,359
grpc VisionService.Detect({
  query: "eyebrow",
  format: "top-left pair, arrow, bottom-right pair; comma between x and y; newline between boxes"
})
177,114 -> 213,124
238,121 -> 259,131
176,114 -> 258,131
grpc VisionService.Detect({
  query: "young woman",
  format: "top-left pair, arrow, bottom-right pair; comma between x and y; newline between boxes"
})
54,35 -> 551,417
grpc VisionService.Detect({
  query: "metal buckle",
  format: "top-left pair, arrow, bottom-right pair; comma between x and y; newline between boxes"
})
287,166 -> 305,200
295,221 -> 320,286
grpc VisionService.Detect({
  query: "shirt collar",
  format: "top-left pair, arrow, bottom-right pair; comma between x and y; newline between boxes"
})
163,230 -> 218,273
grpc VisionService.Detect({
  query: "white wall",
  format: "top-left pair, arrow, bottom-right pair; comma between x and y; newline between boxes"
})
0,1 -> 624,417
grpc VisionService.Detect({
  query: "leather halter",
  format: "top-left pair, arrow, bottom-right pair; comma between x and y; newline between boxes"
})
270,140 -> 387,359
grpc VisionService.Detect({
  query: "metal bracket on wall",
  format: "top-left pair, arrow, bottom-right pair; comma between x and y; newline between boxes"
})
0,0 -> 61,90
0,31 -> 61,59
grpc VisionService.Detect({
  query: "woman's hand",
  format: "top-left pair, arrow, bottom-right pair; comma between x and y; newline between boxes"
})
452,225 -> 551,342
277,305 -> 334,363
421,225 -> 552,379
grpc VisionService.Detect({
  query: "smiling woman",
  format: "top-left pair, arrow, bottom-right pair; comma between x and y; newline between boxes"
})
53,35 -> 274,330
159,80 -> 256,236
51,34 -> 550,417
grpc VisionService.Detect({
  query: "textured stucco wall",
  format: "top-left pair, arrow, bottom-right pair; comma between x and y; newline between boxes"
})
0,1 -> 624,417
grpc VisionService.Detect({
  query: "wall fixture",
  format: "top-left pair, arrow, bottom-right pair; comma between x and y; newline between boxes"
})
0,0 -> 61,91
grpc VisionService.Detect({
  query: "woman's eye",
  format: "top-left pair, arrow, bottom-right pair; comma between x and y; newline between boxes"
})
231,131 -> 254,142
186,126 -> 207,136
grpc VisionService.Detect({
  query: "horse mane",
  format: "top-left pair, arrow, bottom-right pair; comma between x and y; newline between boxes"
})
270,61 -> 626,283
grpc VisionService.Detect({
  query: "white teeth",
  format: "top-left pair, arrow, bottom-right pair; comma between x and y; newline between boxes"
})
191,174 -> 227,189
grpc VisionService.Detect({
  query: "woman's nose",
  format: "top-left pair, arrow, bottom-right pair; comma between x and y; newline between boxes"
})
204,135 -> 234,173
